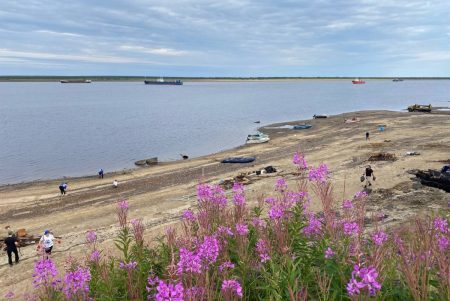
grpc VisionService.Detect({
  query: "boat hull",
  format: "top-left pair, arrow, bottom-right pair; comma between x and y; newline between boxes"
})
221,157 -> 256,163
246,137 -> 270,144
144,80 -> 183,85
60,80 -> 91,83
293,124 -> 312,130
352,81 -> 365,84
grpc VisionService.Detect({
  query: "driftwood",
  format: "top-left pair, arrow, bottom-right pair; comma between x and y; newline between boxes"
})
368,152 -> 397,161
415,169 -> 450,193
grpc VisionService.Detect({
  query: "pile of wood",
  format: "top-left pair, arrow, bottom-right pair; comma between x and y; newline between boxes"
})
1,228 -> 41,248
415,169 -> 450,192
368,152 -> 397,161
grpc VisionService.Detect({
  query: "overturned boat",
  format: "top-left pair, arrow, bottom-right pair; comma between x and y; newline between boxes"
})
293,124 -> 312,130
221,157 -> 256,163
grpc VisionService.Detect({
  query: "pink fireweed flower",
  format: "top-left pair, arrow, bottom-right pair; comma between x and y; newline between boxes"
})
235,223 -> 249,236
308,163 -> 328,182
265,197 -> 277,206
232,182 -> 246,206
325,247 -> 335,259
90,250 -> 101,262
372,231 -> 388,246
433,217 -> 449,233
147,275 -> 160,287
293,152 -> 308,169
221,279 -> 243,298
198,236 -> 220,265
62,267 -> 91,299
346,264 -> 382,296
437,235 -> 450,251
85,230 -> 97,244
342,199 -> 354,209
197,183 -> 227,208
154,280 -> 184,301
177,248 -> 201,274
131,218 -> 145,244
32,258 -> 59,288
252,217 -> 267,229
268,204 -> 285,220
275,177 -> 287,192
303,213 -> 323,237
354,191 -> 368,199
4,291 -> 14,299
185,286 -> 206,300
119,261 -> 138,270
219,261 -> 235,272
216,226 -> 234,237
343,222 -> 360,236
285,191 -> 307,204
182,209 -> 195,221
256,239 -> 271,263
117,199 -> 129,209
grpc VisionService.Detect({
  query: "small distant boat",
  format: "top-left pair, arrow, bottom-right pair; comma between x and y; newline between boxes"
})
60,79 -> 91,83
144,77 -> 183,85
221,157 -> 256,163
246,132 -> 270,144
293,124 -> 312,130
352,78 -> 365,84
393,78 -> 404,82
313,114 -> 328,119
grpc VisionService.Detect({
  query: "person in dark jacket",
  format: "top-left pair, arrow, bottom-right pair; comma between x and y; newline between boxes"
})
4,231 -> 19,266
364,165 -> 375,187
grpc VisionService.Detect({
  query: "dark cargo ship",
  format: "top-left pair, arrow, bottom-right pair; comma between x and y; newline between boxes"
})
144,77 -> 183,85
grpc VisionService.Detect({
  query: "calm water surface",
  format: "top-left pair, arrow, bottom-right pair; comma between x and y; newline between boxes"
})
0,80 -> 449,184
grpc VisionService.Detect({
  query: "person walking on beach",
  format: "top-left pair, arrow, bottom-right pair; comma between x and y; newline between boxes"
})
113,179 -> 118,188
39,230 -> 55,259
98,168 -> 104,179
365,132 -> 370,141
364,165 -> 375,187
59,182 -> 67,195
4,230 -> 19,266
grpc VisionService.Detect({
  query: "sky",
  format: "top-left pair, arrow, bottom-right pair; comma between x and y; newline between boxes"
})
1,0 -> 450,77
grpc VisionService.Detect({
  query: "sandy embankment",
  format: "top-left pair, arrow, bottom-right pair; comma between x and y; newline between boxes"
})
0,110 -> 449,296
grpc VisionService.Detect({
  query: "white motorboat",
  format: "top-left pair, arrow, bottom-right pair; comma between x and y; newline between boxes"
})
246,132 -> 270,144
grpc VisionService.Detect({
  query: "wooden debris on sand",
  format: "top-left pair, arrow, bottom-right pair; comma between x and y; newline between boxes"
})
368,152 -> 397,161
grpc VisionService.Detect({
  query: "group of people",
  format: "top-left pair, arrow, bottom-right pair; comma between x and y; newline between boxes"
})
58,169 -> 119,195
3,228 -> 56,267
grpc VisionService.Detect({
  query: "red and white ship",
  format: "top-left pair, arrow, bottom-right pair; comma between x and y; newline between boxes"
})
352,78 -> 365,84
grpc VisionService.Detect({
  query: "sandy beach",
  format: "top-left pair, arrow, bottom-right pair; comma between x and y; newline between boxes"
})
1,109 -> 449,296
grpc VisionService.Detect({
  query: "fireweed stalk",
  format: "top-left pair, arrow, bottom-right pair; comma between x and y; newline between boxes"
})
16,153 -> 450,300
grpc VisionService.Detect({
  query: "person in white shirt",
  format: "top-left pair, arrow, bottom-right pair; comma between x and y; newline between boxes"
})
113,179 -> 118,188
39,230 -> 55,258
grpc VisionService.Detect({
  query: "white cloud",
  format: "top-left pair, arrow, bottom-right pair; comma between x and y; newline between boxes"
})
119,45 -> 188,56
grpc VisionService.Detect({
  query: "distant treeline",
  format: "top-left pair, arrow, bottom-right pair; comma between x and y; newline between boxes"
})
1,76 -> 450,82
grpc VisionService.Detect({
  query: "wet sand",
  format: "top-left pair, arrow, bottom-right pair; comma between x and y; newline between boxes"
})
1,110 -> 450,296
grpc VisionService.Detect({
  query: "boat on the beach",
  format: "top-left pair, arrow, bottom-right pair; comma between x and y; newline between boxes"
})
144,77 -> 183,85
352,78 -> 365,84
407,104 -> 432,112
293,124 -> 312,130
313,114 -> 328,119
221,157 -> 256,163
392,78 -> 403,82
246,132 -> 270,144
60,79 -> 91,83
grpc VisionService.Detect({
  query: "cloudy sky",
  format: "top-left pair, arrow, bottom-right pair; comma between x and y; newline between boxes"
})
1,0 -> 450,76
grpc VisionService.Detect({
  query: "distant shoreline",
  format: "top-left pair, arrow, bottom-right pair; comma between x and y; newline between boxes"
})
2,76 -> 450,82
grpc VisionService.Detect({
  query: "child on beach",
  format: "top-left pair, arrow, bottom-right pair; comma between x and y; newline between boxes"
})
38,230 -> 55,259
59,182 -> 67,195
365,132 -> 370,140
364,165 -> 375,187
99,168 -> 104,178
113,179 -> 118,188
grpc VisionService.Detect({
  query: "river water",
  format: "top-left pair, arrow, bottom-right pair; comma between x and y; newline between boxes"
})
0,80 -> 449,184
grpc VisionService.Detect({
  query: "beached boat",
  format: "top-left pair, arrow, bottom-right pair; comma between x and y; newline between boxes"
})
352,78 -> 365,84
246,132 -> 270,144
60,79 -> 91,83
221,157 -> 256,163
313,114 -> 328,119
144,77 -> 183,85
293,124 -> 312,130
407,104 -> 432,112
392,78 -> 403,82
